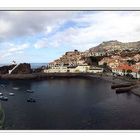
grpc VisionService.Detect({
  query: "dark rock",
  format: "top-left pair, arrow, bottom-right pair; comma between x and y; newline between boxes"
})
0,65 -> 16,74
33,66 -> 45,73
11,63 -> 32,74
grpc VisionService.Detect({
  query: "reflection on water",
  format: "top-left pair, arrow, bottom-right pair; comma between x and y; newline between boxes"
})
0,78 -> 140,130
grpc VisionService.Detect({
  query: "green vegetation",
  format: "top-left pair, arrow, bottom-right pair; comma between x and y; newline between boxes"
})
0,104 -> 5,129
122,69 -> 126,76
127,60 -> 136,65
127,69 -> 132,74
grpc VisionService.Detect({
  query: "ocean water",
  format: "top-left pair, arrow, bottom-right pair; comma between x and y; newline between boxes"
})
30,63 -> 48,69
0,63 -> 47,69
1,77 -> 140,130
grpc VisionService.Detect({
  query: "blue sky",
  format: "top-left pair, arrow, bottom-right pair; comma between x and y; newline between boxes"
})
0,11 -> 140,63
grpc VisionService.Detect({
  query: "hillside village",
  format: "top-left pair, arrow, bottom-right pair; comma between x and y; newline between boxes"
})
43,40 -> 140,79
44,50 -> 103,73
0,40 -> 140,79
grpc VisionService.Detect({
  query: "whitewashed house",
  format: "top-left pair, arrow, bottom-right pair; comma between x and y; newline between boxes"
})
44,64 -> 104,74
74,65 -> 90,72
112,64 -> 140,78
88,67 -> 103,73
44,66 -> 68,73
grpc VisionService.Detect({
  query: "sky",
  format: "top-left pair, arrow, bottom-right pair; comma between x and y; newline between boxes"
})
1,11 -> 140,63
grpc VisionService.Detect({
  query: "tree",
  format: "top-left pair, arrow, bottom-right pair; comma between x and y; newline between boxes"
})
127,69 -> 132,74
127,60 -> 136,65
122,69 -> 126,76
103,62 -> 107,68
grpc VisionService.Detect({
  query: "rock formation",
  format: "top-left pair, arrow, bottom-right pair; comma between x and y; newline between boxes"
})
0,63 -> 32,74
0,65 -> 16,74
11,63 -> 32,74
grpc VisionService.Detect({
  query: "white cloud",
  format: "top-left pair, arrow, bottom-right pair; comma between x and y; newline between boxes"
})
0,43 -> 29,60
0,11 -> 78,41
34,38 -> 47,49
34,11 -> 140,51
8,43 -> 29,52
1,11 -> 140,62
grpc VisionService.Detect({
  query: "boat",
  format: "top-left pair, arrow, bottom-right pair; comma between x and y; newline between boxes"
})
0,84 -> 5,88
13,87 -> 19,90
26,90 -> 34,93
0,96 -> 8,101
9,93 -> 15,96
0,93 -> 3,96
27,98 -> 36,102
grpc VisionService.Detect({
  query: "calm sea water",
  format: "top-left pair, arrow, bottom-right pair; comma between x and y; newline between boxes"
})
1,78 -> 140,130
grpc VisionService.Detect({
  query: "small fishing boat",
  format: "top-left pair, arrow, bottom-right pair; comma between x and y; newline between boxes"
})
9,93 -> 15,96
13,87 -> 19,90
26,90 -> 34,93
0,96 -> 8,101
0,93 -> 3,95
1,84 -> 5,88
27,98 -> 36,102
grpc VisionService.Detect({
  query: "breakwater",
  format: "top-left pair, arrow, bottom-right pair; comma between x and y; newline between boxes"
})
0,73 -> 92,80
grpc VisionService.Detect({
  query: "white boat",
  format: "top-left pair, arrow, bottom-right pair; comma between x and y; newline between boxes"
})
0,93 -> 3,95
13,87 -> 19,90
9,93 -> 15,96
1,84 -> 5,88
27,98 -> 36,102
26,90 -> 34,93
0,96 -> 8,101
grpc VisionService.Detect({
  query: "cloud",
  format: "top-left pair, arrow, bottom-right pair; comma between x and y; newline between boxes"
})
0,43 -> 29,59
33,11 -> 140,51
8,43 -> 29,52
34,38 -> 47,49
0,11 -> 78,42
1,11 -> 140,62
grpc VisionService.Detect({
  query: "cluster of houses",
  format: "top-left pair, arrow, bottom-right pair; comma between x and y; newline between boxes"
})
98,55 -> 140,79
44,50 -> 103,74
112,64 -> 140,78
43,48 -> 140,79
44,64 -> 103,73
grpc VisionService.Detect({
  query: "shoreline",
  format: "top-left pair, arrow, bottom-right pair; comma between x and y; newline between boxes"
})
0,73 -> 90,80
0,72 -> 140,97
0,72 -> 137,84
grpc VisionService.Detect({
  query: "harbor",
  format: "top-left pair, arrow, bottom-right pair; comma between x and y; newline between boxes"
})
1,77 -> 140,129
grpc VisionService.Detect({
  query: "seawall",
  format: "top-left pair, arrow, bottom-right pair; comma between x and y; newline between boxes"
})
0,73 -> 93,80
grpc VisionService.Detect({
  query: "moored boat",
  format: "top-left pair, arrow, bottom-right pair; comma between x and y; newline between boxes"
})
0,84 -> 5,88
9,93 -> 15,96
0,96 -> 8,101
26,90 -> 34,93
13,87 -> 19,90
27,98 -> 36,102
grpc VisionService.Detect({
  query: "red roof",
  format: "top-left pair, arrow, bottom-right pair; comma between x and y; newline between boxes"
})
114,64 -> 138,72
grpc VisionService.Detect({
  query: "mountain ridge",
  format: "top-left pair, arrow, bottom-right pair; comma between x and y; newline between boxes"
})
88,40 -> 140,52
